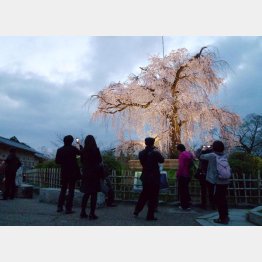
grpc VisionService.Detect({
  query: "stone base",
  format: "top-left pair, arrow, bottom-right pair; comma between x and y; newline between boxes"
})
247,206 -> 262,226
39,187 -> 105,208
16,184 -> 34,198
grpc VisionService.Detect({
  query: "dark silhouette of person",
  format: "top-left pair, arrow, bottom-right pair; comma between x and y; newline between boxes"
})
176,144 -> 193,210
3,148 -> 21,200
134,137 -> 164,221
80,135 -> 102,220
55,135 -> 82,214
195,146 -> 215,210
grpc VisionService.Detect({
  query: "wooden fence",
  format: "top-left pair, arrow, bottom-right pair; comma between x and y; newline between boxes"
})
24,168 -> 262,206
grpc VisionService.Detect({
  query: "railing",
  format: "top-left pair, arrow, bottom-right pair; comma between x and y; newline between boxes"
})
24,168 -> 262,206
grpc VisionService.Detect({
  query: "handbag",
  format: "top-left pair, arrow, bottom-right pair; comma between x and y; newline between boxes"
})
160,171 -> 169,189
100,179 -> 109,194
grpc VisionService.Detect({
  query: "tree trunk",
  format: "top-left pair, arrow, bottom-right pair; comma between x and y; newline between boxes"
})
168,104 -> 181,157
168,78 -> 182,157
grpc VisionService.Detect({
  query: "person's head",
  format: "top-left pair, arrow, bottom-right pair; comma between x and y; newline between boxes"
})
84,135 -> 98,150
145,137 -> 155,147
176,144 -> 186,152
212,140 -> 224,153
63,135 -> 74,146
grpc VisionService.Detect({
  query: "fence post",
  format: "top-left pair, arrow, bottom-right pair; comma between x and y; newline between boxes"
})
232,173 -> 238,207
39,168 -> 42,188
111,170 -> 116,199
243,173 -> 247,204
258,170 -> 261,205
122,170 -> 125,201
33,170 -> 36,186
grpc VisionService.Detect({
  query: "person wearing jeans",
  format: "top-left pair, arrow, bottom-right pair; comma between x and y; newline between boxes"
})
195,146 -> 215,209
214,184 -> 229,222
134,137 -> 164,221
177,175 -> 191,209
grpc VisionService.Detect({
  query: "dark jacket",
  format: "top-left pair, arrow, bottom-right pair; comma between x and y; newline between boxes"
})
55,145 -> 81,181
80,147 -> 102,193
139,146 -> 164,185
5,153 -> 21,176
198,148 -> 213,176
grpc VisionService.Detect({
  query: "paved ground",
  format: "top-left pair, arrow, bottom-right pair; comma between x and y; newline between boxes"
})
196,209 -> 254,226
0,195 -> 256,226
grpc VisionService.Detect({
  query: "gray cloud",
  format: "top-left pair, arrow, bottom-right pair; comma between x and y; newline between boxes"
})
0,70 -> 116,152
214,36 -> 262,116
0,36 -> 262,154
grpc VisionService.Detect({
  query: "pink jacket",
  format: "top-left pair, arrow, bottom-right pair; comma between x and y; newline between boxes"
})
176,151 -> 193,177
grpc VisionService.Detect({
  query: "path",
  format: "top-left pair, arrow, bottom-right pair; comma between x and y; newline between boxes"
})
0,196 -> 256,226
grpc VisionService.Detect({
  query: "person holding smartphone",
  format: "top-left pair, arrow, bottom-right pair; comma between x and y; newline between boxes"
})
55,135 -> 82,214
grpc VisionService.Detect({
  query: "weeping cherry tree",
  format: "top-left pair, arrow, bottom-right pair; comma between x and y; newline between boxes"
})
91,47 -> 240,156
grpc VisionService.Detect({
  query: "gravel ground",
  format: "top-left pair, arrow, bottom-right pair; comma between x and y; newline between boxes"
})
0,196 -> 213,226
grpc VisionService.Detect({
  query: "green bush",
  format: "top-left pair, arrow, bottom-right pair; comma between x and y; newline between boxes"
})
228,152 -> 262,175
35,160 -> 59,168
101,150 -> 127,175
166,169 -> 176,179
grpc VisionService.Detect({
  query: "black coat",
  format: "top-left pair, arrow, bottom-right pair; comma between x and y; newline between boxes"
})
5,153 -> 21,177
80,147 -> 102,194
139,146 -> 164,186
55,145 -> 81,182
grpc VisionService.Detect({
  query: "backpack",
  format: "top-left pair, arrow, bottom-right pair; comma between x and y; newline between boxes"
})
215,154 -> 231,179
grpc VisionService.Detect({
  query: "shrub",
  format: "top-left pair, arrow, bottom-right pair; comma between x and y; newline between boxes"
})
228,152 -> 262,175
101,150 -> 127,175
35,160 -> 59,168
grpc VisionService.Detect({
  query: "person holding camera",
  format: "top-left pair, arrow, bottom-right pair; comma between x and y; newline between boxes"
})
200,140 -> 231,224
133,137 -> 164,221
195,145 -> 215,210
55,135 -> 82,214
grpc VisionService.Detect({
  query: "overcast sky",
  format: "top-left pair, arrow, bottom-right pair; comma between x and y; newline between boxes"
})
0,36 -> 261,154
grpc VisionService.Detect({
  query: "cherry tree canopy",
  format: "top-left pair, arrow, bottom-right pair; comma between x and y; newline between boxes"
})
92,47 -> 240,155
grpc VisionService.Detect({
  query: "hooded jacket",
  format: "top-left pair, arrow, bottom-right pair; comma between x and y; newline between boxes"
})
200,152 -> 230,185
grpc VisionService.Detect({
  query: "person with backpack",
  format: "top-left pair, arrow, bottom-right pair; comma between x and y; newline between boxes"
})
2,148 -> 22,200
176,144 -> 194,211
200,140 -> 231,224
133,137 -> 164,221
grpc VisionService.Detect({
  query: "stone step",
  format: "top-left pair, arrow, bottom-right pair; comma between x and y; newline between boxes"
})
247,206 -> 262,225
0,184 -> 34,199
39,187 -> 105,208
16,183 -> 34,198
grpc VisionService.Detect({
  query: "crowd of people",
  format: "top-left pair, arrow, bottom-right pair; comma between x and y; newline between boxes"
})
0,135 -> 231,225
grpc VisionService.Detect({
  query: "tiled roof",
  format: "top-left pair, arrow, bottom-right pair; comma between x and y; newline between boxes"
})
0,135 -> 38,154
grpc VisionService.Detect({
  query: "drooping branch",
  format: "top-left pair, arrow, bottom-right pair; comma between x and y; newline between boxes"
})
90,46 -> 239,154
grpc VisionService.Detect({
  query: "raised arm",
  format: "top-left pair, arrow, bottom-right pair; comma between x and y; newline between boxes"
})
200,153 -> 214,161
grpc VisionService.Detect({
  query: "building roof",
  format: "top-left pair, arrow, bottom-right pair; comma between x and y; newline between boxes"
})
0,136 -> 46,159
